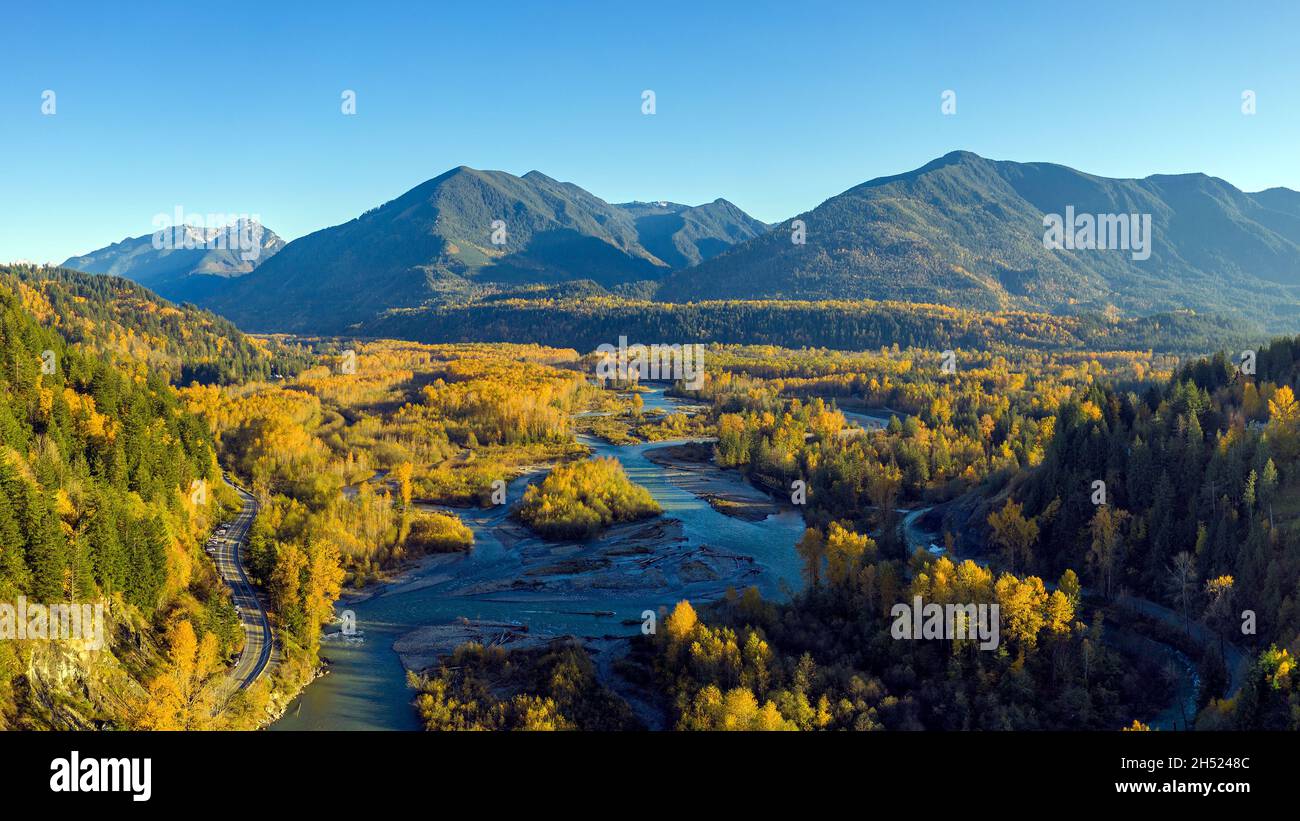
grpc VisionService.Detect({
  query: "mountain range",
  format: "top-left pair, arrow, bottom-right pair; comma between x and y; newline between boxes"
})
60,153 -> 1300,335
200,168 -> 769,332
664,151 -> 1300,328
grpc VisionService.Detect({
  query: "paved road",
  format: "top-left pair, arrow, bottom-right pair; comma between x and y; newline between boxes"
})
214,477 -> 274,694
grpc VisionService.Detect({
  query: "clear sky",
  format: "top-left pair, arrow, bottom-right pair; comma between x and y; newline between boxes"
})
3,0 -> 1299,262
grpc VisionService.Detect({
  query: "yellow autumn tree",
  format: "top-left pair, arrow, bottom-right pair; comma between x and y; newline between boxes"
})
393,461 -> 414,509
665,600 -> 698,644
1044,589 -> 1074,634
1268,385 -> 1300,461
824,522 -> 874,588
1268,384 -> 1299,427
994,573 -> 1048,656
987,499 -> 1038,574
138,620 -> 222,730
303,541 -> 346,647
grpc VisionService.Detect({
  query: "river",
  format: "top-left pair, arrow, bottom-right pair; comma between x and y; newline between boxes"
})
271,386 -> 805,730
271,388 -> 1213,731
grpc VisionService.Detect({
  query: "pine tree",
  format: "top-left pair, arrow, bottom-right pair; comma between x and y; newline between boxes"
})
87,499 -> 126,595
71,536 -> 96,600
26,493 -> 67,602
143,516 -> 170,608
0,488 -> 27,593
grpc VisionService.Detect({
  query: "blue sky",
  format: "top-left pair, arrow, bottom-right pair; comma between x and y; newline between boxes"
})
3,0 -> 1298,262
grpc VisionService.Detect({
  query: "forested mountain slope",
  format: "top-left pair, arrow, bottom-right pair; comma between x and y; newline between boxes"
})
199,167 -> 767,333
1,265 -> 307,384
664,151 -> 1300,331
0,275 -> 234,728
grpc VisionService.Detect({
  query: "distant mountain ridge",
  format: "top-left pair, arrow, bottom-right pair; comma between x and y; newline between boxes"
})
662,151 -> 1300,329
617,199 -> 771,268
200,167 -> 769,333
62,218 -> 283,304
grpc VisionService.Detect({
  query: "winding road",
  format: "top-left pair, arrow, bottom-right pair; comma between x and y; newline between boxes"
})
215,476 -> 275,694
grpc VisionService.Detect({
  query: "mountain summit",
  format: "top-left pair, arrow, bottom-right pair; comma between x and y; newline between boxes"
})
62,218 -> 284,304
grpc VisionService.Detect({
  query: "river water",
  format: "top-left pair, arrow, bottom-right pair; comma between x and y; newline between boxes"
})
271,387 -> 805,730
